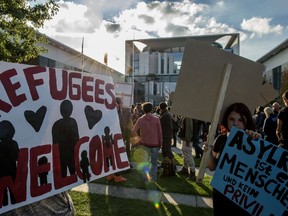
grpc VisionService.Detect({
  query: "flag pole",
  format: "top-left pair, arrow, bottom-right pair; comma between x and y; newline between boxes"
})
81,37 -> 84,72
132,41 -> 134,84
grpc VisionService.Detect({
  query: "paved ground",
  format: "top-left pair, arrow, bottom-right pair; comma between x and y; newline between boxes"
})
71,142 -> 214,209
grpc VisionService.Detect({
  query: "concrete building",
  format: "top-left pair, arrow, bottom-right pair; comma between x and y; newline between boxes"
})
26,35 -> 124,82
257,38 -> 288,98
125,33 -> 240,104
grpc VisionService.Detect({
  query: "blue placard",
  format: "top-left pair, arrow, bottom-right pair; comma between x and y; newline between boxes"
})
211,127 -> 288,216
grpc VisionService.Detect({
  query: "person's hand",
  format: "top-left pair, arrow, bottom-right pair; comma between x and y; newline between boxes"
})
202,142 -> 213,152
245,130 -> 261,139
130,136 -> 140,145
202,133 -> 208,142
278,139 -> 285,148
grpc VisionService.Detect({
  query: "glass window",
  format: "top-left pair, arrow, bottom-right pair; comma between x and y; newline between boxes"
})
134,61 -> 139,69
39,56 -> 48,66
272,66 -> 281,91
133,53 -> 139,61
171,52 -> 183,74
161,56 -> 164,74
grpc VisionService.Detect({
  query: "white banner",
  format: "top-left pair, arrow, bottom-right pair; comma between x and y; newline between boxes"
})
0,62 -> 130,214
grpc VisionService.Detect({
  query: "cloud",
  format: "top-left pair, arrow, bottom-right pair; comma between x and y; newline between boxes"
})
113,1 -> 226,38
165,23 -> 190,36
83,0 -> 136,21
241,17 -> 283,38
138,14 -> 155,25
38,0 -> 288,73
105,22 -> 121,33
42,1 -> 95,34
55,19 -> 94,33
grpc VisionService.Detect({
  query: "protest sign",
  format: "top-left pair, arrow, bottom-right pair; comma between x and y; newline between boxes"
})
114,82 -> 134,108
0,61 -> 130,214
171,39 -> 266,122
170,38 -> 279,183
211,127 -> 288,216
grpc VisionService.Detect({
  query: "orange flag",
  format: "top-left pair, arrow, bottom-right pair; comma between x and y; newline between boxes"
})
104,53 -> 108,65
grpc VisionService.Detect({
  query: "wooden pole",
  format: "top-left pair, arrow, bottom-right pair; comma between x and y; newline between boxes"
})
196,63 -> 232,183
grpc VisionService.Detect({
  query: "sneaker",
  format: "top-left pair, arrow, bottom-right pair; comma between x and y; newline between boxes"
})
114,175 -> 127,183
187,171 -> 196,181
187,175 -> 196,181
107,174 -> 115,181
177,167 -> 189,175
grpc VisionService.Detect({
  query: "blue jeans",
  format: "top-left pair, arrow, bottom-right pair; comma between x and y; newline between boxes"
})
147,146 -> 160,181
135,145 -> 159,181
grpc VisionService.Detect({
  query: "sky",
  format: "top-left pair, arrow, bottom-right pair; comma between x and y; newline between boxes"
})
36,0 -> 288,74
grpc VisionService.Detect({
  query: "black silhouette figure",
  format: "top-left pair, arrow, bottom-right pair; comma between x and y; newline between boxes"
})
38,156 -> 48,185
80,150 -> 90,183
52,100 -> 79,178
0,120 -> 19,206
102,126 -> 114,169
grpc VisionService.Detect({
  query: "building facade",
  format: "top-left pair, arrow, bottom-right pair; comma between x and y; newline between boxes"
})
257,38 -> 288,98
26,35 -> 124,82
125,33 -> 240,105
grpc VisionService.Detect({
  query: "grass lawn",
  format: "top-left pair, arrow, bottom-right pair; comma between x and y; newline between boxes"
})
91,152 -> 213,197
70,147 -> 214,215
91,167 -> 213,197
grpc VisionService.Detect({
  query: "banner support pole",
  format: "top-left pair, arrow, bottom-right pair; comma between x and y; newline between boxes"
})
197,63 -> 232,183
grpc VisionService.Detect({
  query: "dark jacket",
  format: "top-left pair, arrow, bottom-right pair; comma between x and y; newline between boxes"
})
160,109 -> 173,139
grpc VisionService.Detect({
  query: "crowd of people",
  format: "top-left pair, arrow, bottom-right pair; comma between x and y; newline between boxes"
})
113,99 -> 209,184
6,91 -> 288,215
251,101 -> 282,147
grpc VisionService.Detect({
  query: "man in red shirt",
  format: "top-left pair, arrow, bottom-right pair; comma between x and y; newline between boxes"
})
132,102 -> 162,182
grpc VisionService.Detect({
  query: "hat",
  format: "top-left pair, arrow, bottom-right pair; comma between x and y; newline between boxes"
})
159,102 -> 167,109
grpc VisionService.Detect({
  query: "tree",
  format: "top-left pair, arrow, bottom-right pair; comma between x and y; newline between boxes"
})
0,0 -> 59,62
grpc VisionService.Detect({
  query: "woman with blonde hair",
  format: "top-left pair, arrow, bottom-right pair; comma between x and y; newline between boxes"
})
263,106 -> 278,145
